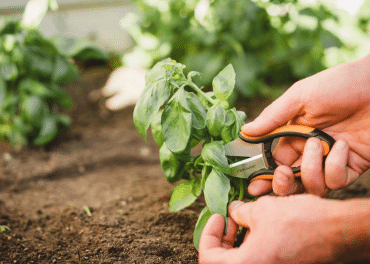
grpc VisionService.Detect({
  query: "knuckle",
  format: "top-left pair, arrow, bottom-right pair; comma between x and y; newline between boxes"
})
254,195 -> 275,209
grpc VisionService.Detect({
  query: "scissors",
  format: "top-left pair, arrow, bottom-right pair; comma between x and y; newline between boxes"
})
224,125 -> 336,183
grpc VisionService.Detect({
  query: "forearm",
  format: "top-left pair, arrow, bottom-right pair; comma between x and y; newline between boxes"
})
330,198 -> 370,262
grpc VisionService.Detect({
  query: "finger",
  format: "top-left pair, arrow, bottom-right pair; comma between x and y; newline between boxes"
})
199,214 -> 226,251
324,140 -> 351,190
241,87 -> 303,136
199,214 -> 237,264
272,165 -> 304,196
222,217 -> 239,248
228,201 -> 253,228
248,180 -> 272,197
301,137 -> 328,196
273,137 -> 305,166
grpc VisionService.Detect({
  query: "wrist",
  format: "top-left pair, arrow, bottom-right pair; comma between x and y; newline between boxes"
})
327,198 -> 370,262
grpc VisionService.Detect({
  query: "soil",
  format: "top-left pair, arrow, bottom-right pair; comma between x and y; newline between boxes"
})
0,65 -> 370,264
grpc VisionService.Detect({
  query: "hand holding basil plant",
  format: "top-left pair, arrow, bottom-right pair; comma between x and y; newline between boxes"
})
133,58 -> 255,250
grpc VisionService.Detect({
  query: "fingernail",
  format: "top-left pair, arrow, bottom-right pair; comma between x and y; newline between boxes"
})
335,140 -> 348,150
228,201 -> 244,213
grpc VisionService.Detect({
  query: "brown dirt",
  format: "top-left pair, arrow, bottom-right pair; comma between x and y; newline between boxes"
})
0,66 -> 369,263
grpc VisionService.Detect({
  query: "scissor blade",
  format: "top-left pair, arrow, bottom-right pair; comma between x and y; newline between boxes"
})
229,154 -> 267,179
224,138 -> 262,157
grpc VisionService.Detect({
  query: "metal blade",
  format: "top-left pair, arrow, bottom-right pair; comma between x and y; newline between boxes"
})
224,138 -> 262,157
229,154 -> 267,179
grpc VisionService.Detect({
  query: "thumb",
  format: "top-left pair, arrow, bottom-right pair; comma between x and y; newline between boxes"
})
241,87 -> 303,136
228,201 -> 253,228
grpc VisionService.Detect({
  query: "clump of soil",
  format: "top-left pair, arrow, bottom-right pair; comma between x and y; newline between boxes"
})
0,65 -> 369,263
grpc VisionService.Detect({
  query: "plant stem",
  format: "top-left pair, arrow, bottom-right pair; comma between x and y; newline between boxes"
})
238,178 -> 244,201
188,82 -> 216,105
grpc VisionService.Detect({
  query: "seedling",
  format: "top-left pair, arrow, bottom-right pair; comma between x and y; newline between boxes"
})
133,58 -> 255,250
84,206 -> 92,217
0,225 -> 10,232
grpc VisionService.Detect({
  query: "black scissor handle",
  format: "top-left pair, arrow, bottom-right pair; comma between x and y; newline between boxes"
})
239,125 -> 335,182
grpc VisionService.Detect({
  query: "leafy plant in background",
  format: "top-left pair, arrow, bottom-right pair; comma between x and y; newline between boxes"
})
134,58 -> 255,250
0,0 -> 107,147
122,0 -> 370,99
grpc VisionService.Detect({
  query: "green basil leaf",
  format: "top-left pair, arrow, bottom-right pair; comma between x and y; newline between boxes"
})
2,94 -> 18,112
11,46 -> 24,64
0,18 -> 20,35
0,77 -> 6,110
193,206 -> 212,251
19,79 -> 54,98
221,109 -> 246,144
193,125 -> 211,143
13,116 -> 32,135
159,143 -> 185,183
33,115 -> 58,146
201,141 -> 230,174
185,91 -> 206,129
0,61 -> 18,81
204,169 -> 230,217
133,60 -> 172,141
50,36 -> 107,61
50,83 -> 73,108
150,109 -> 164,147
161,88 -> 192,154
21,96 -> 47,127
221,109 -> 236,144
9,128 -> 28,146
232,108 -> 247,136
206,104 -> 225,138
24,46 -> 54,79
24,31 -> 59,56
221,124 -> 235,144
224,109 -> 235,126
3,35 -> 16,52
236,110 -> 247,125
52,55 -> 79,83
162,60 -> 187,83
169,179 -> 201,212
187,71 -> 201,82
144,58 -> 171,84
212,64 -> 235,101
0,123 -> 12,138
56,114 -> 72,127
201,165 -> 212,191
192,177 -> 202,196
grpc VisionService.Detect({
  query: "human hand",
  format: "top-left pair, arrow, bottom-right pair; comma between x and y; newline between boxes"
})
199,194 -> 369,264
100,66 -> 147,111
243,54 -> 370,197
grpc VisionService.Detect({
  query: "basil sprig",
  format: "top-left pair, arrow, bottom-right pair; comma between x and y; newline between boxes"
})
134,58 -> 255,250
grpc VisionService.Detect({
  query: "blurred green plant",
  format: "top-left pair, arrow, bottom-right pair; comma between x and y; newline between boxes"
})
0,225 -> 10,232
0,0 -> 107,147
121,0 -> 369,98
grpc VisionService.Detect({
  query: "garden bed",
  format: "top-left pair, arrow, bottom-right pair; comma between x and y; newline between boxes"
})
0,66 -> 369,263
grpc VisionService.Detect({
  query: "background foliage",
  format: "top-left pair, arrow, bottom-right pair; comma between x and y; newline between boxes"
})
0,0 -> 107,147
122,0 -> 370,98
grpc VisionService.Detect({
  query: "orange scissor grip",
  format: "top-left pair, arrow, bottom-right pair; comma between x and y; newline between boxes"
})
240,125 -> 335,183
250,172 -> 302,182
240,125 -> 332,156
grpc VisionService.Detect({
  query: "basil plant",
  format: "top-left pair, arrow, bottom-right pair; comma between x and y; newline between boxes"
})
134,58 -> 256,250
0,0 -> 107,146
